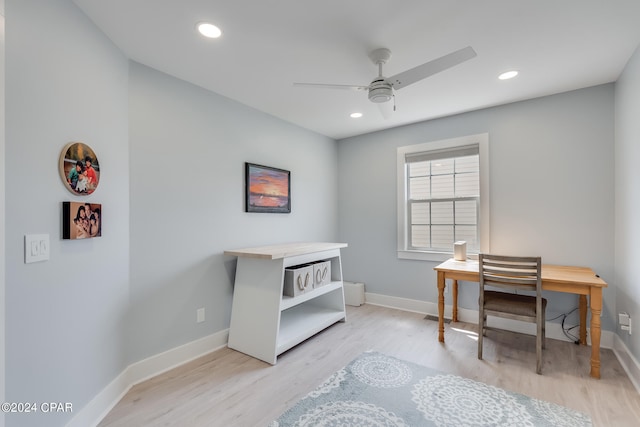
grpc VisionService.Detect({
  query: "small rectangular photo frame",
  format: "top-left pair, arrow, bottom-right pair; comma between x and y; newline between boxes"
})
63,201 -> 102,239
245,163 -> 291,213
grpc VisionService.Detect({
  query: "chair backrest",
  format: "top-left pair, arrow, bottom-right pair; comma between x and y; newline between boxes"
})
479,254 -> 542,294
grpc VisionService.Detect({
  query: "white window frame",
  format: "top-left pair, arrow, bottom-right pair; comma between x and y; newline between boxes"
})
397,133 -> 490,262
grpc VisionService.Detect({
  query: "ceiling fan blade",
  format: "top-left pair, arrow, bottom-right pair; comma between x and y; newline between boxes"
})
388,46 -> 477,90
293,82 -> 369,91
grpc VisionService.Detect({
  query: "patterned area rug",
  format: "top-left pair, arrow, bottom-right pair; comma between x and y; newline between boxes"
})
269,352 -> 591,427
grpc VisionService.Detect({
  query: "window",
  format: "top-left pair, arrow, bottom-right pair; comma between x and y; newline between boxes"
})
397,134 -> 489,261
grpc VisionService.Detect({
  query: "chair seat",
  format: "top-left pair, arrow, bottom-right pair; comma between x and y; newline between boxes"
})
484,291 -> 547,318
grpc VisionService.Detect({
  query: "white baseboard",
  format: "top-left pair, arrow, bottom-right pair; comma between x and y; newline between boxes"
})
613,335 -> 640,393
126,329 -> 229,385
364,292 -> 615,348
364,293 -> 434,315
66,329 -> 229,427
64,369 -> 130,427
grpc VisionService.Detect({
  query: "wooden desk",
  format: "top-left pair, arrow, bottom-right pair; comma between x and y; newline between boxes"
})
434,258 -> 608,378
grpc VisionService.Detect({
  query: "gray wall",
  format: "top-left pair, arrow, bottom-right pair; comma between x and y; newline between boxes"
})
5,1 -> 130,426
615,45 -> 640,360
338,85 -> 616,330
127,62 -> 338,363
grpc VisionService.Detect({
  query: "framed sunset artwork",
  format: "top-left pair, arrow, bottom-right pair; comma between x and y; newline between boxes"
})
245,163 -> 291,213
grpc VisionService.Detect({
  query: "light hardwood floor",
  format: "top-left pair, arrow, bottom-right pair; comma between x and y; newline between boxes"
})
99,304 -> 640,426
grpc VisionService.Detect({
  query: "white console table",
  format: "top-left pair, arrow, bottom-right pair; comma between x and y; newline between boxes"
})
225,242 -> 348,364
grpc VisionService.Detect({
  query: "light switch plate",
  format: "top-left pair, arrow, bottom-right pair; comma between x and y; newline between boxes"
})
25,234 -> 50,263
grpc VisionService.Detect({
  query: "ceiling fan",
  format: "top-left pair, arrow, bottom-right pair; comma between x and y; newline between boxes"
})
293,46 -> 477,117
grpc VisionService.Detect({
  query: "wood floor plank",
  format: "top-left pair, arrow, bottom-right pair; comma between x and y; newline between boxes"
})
99,304 -> 640,427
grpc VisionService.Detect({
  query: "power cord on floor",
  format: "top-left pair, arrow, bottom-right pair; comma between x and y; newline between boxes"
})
548,307 -> 581,344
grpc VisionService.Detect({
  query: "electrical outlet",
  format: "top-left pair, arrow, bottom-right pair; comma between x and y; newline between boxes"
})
197,308 -> 205,323
619,312 -> 632,335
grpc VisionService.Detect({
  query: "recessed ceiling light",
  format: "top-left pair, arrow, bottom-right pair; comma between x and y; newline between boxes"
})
350,112 -> 363,118
197,22 -> 222,39
498,70 -> 518,80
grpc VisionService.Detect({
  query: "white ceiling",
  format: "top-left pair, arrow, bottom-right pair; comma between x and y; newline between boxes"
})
72,0 -> 640,140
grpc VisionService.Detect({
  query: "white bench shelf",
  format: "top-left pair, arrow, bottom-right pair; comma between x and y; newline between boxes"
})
224,242 -> 347,364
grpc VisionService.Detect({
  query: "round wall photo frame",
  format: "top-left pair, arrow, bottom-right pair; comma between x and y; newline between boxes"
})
59,142 -> 100,195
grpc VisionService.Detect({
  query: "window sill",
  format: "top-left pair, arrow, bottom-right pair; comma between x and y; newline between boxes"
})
397,250 -> 478,262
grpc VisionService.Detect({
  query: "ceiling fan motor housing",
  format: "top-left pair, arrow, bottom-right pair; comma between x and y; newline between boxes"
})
368,78 -> 393,103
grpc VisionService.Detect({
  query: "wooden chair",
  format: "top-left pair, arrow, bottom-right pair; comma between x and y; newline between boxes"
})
477,254 -> 547,374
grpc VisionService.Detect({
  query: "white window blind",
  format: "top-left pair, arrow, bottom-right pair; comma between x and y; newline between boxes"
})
406,147 -> 480,252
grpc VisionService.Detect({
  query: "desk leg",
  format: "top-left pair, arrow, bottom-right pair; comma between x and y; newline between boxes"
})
437,271 -> 446,342
589,290 -> 603,379
452,279 -> 458,323
579,295 -> 587,345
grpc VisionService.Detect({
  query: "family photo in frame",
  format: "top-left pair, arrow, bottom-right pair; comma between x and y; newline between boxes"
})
59,142 -> 100,195
62,201 -> 102,240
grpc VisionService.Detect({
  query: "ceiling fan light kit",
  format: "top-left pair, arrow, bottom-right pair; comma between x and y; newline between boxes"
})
368,79 -> 394,103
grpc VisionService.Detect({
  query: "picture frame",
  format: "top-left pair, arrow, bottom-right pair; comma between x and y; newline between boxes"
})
59,142 -> 100,195
245,163 -> 291,213
62,201 -> 102,239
